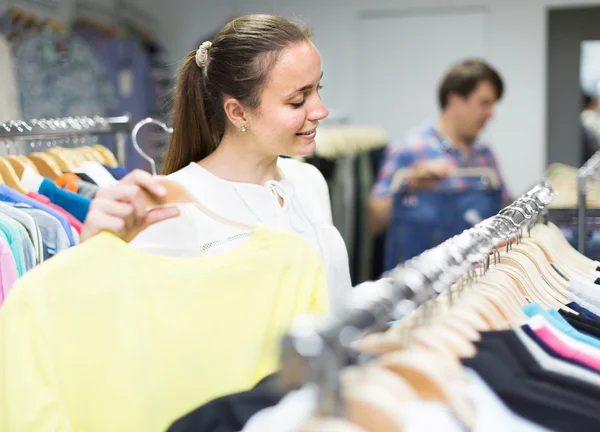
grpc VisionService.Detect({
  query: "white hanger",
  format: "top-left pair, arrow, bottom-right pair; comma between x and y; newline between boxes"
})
131,117 -> 257,230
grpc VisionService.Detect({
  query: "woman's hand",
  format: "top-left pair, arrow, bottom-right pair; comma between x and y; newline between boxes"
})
80,170 -> 181,243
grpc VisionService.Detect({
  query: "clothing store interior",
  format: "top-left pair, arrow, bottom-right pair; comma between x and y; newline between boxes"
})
6,0 -> 600,431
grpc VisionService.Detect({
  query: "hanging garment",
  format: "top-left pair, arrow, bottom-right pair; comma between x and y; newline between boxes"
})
11,217 -> 35,271
131,157 -> 352,313
26,192 -> 83,234
0,225 -> 328,432
0,213 -> 26,276
559,309 -> 600,339
74,161 -> 118,187
514,327 -> 600,387
462,331 -> 600,432
0,185 -> 76,245
384,187 -> 503,269
0,35 -> 20,121
13,28 -> 114,119
0,234 -> 18,307
76,27 -> 158,169
102,164 -> 129,180
11,205 -> 71,257
37,178 -> 91,223
74,180 -> 98,199
0,201 -> 44,264
330,155 -> 356,267
168,373 -> 290,432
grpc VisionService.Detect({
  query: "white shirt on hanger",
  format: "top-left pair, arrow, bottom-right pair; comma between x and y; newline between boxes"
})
130,157 -> 352,313
75,161 -> 119,187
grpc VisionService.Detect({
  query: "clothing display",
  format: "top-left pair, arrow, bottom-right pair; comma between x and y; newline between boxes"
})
76,26 -> 159,169
170,180 -> 600,432
0,143 -> 126,308
5,10 -> 600,432
305,146 -> 386,283
0,226 -> 328,432
131,157 -> 351,314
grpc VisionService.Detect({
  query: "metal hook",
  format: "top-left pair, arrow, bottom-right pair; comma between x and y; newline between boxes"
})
131,118 -> 174,176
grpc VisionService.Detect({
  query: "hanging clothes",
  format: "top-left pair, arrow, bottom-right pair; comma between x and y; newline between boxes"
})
75,26 -> 158,169
13,28 -> 114,119
0,185 -> 76,246
0,225 -> 328,432
0,212 -> 26,276
0,234 -> 18,306
0,201 -> 43,265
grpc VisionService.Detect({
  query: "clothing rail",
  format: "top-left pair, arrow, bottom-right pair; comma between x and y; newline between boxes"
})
577,150 -> 600,254
281,180 -> 555,417
0,115 -> 132,166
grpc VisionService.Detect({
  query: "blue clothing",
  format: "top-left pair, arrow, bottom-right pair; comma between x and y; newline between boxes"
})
102,165 -> 129,180
384,188 -> 502,269
0,185 -> 75,246
39,179 -> 91,223
76,27 -> 158,170
567,301 -> 600,322
523,303 -> 600,349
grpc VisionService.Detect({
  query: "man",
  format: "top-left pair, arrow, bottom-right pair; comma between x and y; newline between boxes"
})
368,58 -> 510,235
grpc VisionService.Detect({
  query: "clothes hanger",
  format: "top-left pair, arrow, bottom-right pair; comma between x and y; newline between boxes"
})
28,143 -> 63,180
485,217 -> 567,309
45,147 -> 77,173
92,144 -> 119,167
495,212 -> 571,304
1,140 -> 38,178
0,156 -> 28,194
379,346 -> 475,428
131,118 -> 257,230
500,203 -> 570,291
338,366 -> 410,432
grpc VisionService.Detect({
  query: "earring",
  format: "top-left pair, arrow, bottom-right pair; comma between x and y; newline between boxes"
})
239,124 -> 248,133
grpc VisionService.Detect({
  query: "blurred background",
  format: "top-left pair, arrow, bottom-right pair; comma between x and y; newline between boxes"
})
3,0 -> 600,279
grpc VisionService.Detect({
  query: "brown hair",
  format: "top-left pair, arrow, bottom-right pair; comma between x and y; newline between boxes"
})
162,14 -> 312,174
438,58 -> 504,110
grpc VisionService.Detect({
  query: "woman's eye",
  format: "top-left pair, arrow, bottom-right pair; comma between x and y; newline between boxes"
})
290,100 -> 305,108
317,85 -> 323,91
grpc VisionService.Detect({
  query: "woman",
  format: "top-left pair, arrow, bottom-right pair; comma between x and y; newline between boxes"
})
81,14 -> 351,311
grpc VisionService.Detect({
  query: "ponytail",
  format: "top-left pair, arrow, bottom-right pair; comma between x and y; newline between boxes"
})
162,52 -> 217,174
162,15 -> 311,175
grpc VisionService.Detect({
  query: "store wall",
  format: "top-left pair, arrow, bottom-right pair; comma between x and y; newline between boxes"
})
547,6 -> 600,168
145,0 -> 600,197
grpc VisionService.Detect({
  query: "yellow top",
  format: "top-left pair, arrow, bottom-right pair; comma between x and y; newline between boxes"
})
0,226 -> 328,432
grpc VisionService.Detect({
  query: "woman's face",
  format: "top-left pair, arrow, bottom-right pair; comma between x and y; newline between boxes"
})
247,41 -> 328,157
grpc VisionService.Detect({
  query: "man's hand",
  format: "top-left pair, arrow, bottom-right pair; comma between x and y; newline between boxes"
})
407,160 -> 451,190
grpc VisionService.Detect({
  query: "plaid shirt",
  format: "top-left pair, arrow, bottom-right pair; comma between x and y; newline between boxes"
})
371,123 -> 510,203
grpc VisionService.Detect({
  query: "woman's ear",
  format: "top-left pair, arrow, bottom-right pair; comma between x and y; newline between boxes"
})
223,97 -> 250,130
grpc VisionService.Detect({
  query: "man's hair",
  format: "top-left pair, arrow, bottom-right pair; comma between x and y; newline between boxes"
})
438,58 -> 504,110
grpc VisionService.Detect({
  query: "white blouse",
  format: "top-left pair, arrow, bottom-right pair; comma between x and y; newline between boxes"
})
130,158 -> 352,312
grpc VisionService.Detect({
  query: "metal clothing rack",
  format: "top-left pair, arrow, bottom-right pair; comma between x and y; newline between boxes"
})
281,180 -> 555,417
577,150 -> 600,253
0,115 -> 132,166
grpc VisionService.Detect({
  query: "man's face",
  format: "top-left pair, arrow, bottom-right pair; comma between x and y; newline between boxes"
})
452,80 -> 498,140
